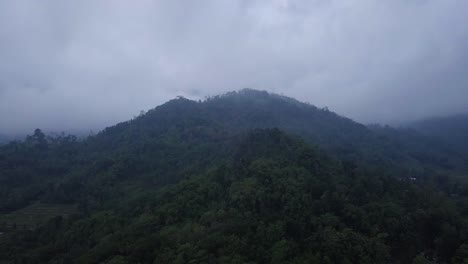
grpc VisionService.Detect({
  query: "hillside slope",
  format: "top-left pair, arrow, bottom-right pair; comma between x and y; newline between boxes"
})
1,90 -> 467,213
1,90 -> 468,263
96,89 -> 467,172
2,129 -> 468,263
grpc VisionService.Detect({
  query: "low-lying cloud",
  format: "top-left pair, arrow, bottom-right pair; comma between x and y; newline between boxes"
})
1,0 -> 468,135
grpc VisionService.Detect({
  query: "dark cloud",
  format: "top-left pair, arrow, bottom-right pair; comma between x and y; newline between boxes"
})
1,0 -> 467,134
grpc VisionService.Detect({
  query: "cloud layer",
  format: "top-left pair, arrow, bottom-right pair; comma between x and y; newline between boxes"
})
1,0 -> 468,134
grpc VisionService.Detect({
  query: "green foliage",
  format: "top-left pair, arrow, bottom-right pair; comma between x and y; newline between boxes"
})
413,253 -> 437,264
1,90 -> 468,263
453,244 -> 468,264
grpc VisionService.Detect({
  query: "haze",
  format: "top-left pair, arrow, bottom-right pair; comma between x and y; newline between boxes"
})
1,0 -> 468,135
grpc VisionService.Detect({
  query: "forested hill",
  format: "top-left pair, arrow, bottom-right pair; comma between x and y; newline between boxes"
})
96,89 -> 467,172
3,129 -> 468,263
1,90 -> 468,263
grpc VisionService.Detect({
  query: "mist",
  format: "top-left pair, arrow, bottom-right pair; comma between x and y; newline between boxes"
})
1,0 -> 468,135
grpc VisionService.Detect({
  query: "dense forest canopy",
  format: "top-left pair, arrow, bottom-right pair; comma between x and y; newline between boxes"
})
1,90 -> 468,263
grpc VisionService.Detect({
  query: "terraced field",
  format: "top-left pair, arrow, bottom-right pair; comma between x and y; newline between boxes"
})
0,203 -> 77,232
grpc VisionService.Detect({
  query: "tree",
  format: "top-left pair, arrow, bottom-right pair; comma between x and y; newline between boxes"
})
453,244 -> 468,264
413,253 -> 437,264
27,128 -> 48,150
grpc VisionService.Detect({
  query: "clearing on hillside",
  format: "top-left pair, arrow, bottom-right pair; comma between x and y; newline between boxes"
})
0,203 -> 77,232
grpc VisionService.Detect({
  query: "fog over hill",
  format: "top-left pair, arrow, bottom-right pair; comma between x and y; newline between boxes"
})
1,0 -> 468,134
0,134 -> 9,144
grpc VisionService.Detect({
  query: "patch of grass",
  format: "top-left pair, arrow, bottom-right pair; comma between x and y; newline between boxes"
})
0,203 -> 77,232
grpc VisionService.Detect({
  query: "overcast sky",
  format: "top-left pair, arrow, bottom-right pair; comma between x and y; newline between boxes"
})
1,0 -> 468,135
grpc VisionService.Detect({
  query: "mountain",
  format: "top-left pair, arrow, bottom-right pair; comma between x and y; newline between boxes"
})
96,89 -> 468,172
1,89 -> 468,263
408,114 -> 468,158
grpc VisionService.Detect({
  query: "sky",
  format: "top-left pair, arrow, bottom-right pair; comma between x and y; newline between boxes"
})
1,0 -> 468,135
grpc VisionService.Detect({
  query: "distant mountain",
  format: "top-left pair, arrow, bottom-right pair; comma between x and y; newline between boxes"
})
408,114 -> 468,158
